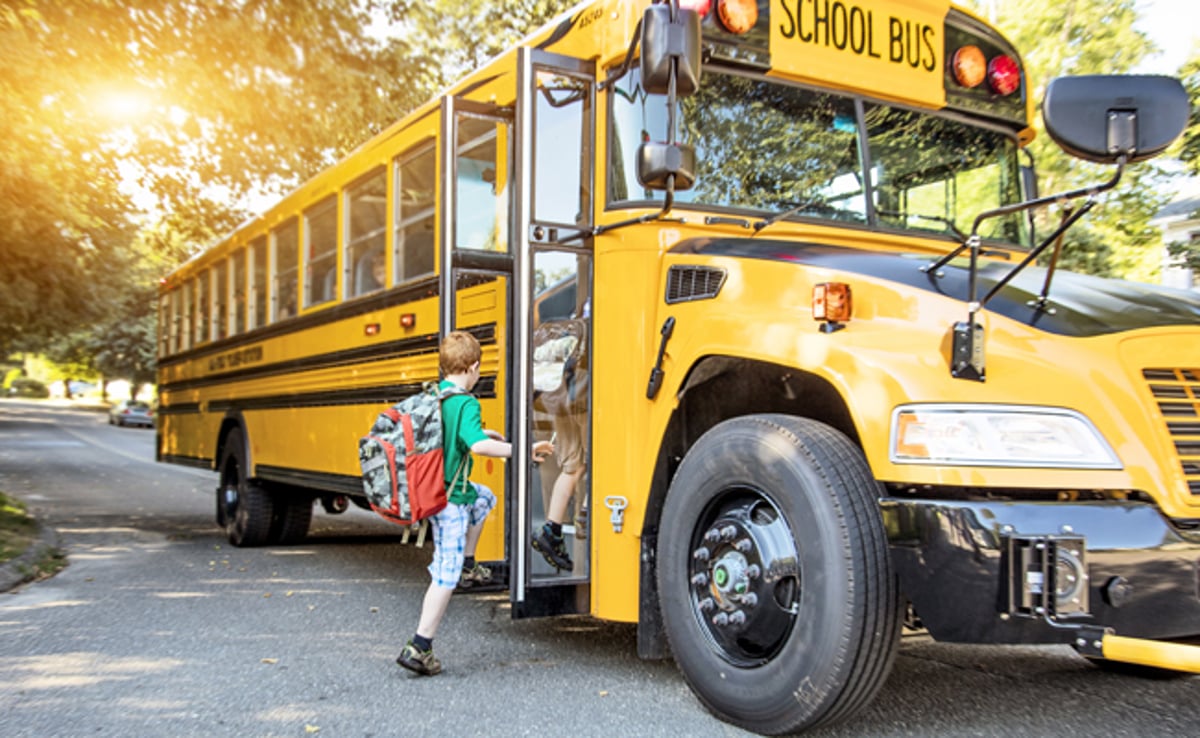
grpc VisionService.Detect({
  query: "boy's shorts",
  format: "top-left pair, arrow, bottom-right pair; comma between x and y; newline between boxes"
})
428,482 -> 496,588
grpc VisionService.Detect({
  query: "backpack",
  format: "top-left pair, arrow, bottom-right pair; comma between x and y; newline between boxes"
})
357,381 -> 468,527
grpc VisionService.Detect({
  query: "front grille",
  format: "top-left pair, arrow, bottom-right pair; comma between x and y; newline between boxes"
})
1144,368 -> 1200,495
666,265 -> 727,304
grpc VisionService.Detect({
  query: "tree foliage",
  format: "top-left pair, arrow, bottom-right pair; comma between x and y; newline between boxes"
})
967,0 -> 1175,280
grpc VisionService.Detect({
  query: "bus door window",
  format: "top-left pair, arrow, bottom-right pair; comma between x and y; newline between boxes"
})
455,115 -> 510,253
271,219 -> 298,321
394,142 -> 436,282
530,249 -> 591,581
231,249 -> 246,335
250,236 -> 267,330
304,196 -> 338,307
533,70 -> 591,229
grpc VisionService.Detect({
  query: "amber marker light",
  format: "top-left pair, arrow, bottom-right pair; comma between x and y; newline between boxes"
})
364,322 -> 381,336
952,46 -> 986,88
716,0 -> 757,34
813,282 -> 851,326
987,54 -> 1021,96
400,313 -> 416,329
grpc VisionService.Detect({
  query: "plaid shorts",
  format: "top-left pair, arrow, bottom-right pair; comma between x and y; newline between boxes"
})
427,482 -> 496,588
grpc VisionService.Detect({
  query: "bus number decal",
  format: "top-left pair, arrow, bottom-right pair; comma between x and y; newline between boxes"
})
207,345 -> 264,372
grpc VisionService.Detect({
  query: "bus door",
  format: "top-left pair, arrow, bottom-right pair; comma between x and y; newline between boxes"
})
438,96 -> 515,565
510,49 -> 596,617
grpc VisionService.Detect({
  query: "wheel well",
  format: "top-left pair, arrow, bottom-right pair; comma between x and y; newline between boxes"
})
215,415 -> 247,476
636,355 -> 860,657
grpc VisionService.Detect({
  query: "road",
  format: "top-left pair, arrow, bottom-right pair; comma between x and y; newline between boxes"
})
0,399 -> 1197,737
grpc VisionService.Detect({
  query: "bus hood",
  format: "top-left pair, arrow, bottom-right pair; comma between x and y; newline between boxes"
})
670,237 -> 1200,338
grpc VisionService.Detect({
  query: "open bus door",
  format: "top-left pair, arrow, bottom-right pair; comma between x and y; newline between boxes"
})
510,49 -> 596,617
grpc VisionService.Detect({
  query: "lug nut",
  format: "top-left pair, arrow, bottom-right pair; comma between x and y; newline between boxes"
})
713,612 -> 730,626
745,564 -> 761,579
740,592 -> 758,608
720,525 -> 737,541
691,572 -> 708,587
729,610 -> 746,626
692,546 -> 710,562
704,528 -> 721,543
734,538 -> 752,553
698,597 -> 715,612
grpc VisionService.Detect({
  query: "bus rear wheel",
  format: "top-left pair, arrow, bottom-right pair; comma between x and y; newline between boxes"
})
217,428 -> 275,547
657,414 -> 900,734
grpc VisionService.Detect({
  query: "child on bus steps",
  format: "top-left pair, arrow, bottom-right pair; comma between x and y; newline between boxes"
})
397,330 -> 554,676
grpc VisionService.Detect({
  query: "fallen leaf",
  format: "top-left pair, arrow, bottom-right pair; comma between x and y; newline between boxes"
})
286,591 -> 294,597
263,593 -> 272,598
304,725 -> 320,734
599,690 -> 609,697
369,607 -> 379,614
261,658 -> 278,664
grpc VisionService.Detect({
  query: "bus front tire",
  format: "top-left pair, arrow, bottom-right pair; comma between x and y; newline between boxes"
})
217,428 -> 275,547
657,414 -> 901,735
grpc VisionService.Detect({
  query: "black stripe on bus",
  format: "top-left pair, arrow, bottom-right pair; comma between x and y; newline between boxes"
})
160,322 -> 498,395
160,453 -> 213,469
157,402 -> 201,416
204,374 -> 499,414
255,466 -> 362,496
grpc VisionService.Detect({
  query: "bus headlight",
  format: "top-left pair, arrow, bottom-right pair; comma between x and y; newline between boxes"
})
890,404 -> 1122,469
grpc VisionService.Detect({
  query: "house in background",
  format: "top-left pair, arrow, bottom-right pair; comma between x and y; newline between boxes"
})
1151,188 -> 1200,291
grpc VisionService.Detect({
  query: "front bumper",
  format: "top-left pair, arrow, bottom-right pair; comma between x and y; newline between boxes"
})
882,498 -> 1200,644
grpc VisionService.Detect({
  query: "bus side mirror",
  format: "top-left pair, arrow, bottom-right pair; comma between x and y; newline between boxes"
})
1042,75 -> 1188,163
637,141 -> 696,190
641,4 -> 701,97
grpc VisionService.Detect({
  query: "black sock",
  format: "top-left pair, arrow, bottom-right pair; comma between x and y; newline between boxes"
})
463,556 -> 475,570
413,634 -> 433,652
547,521 -> 563,537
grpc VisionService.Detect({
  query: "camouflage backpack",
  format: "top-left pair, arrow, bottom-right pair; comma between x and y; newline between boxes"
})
357,382 -> 467,526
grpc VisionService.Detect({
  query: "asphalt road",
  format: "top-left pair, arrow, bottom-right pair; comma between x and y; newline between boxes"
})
1,399 -> 1197,738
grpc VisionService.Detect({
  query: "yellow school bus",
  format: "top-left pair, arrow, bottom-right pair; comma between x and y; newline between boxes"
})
157,0 -> 1200,732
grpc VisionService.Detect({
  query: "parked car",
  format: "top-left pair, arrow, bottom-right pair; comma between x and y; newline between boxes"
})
109,400 -> 155,428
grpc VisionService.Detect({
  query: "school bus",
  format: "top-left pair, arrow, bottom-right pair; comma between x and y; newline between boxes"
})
156,0 -> 1200,732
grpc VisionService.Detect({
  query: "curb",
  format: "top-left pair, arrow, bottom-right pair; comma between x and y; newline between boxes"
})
0,521 -> 61,593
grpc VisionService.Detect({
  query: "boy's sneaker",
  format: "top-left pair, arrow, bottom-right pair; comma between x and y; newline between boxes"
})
396,641 -> 441,676
458,562 -> 493,589
532,524 -> 573,571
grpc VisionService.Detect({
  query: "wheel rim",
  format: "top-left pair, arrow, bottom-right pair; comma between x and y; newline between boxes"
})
687,487 -> 800,667
220,461 -> 241,524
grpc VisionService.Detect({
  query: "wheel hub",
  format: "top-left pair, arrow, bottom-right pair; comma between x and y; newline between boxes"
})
688,493 -> 799,665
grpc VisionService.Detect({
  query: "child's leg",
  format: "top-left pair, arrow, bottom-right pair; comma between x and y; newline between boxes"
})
463,483 -> 496,559
418,504 -> 470,637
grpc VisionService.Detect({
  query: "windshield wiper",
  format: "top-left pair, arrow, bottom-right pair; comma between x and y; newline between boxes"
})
751,199 -> 830,235
876,208 -> 967,241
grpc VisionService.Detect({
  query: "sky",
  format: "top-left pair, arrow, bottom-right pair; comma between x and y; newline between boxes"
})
1133,0 -> 1199,74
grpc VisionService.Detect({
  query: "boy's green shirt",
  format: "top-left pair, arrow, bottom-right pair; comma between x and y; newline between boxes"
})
439,379 -> 490,505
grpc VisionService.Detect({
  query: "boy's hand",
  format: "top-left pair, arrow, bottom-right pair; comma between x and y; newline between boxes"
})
531,439 -> 554,463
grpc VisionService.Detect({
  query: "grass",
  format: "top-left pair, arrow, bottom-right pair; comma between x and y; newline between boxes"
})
0,491 -> 67,581
0,491 -> 38,565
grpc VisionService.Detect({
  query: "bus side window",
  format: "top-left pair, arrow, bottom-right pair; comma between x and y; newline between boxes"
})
305,196 -> 338,308
272,219 -> 299,321
195,270 -> 210,345
213,259 -> 228,341
250,236 -> 267,330
395,142 -> 436,281
346,168 -> 387,298
231,248 -> 246,335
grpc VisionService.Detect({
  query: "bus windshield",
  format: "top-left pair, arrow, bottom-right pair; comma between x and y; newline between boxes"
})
609,69 -> 1029,247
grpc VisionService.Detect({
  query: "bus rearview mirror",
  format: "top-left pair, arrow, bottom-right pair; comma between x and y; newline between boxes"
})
637,142 -> 696,191
641,4 -> 701,97
1042,75 -> 1188,164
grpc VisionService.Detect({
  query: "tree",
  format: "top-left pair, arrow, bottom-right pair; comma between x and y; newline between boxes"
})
0,0 -> 428,355
968,0 -> 1174,280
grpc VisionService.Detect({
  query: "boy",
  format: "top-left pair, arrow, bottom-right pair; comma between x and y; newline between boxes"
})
397,330 -> 553,676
